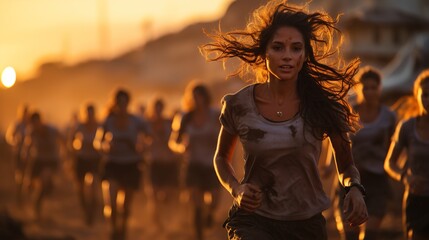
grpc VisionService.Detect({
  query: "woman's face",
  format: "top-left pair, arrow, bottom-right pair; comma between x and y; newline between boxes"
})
417,81 -> 429,114
30,117 -> 42,130
116,95 -> 129,112
192,90 -> 208,110
265,26 -> 306,82
86,107 -> 95,120
361,78 -> 380,104
155,101 -> 164,116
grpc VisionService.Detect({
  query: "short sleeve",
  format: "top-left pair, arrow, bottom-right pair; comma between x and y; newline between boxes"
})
219,94 -> 237,135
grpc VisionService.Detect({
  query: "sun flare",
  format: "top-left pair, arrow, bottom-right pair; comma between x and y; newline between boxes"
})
1,66 -> 16,88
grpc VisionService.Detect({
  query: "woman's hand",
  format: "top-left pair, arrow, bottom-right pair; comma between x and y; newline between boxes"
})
233,183 -> 262,212
343,187 -> 368,227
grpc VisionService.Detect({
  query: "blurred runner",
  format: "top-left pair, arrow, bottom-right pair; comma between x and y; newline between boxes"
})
70,103 -> 102,226
385,69 -> 429,240
146,97 -> 181,231
22,111 -> 64,219
335,67 -> 397,240
169,82 -> 221,240
5,104 -> 30,202
94,89 -> 151,240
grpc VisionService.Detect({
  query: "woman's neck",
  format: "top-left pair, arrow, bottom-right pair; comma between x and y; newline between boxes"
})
116,110 -> 128,117
267,79 -> 298,106
85,118 -> 95,124
152,114 -> 161,121
194,106 -> 210,115
361,100 -> 380,111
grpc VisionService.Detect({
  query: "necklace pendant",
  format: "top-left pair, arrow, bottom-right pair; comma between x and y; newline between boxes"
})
276,111 -> 283,117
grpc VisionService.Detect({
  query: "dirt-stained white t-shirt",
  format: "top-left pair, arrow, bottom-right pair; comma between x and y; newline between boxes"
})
220,84 -> 330,221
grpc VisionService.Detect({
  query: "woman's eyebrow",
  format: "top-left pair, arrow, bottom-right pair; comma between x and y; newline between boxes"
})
271,39 -> 304,45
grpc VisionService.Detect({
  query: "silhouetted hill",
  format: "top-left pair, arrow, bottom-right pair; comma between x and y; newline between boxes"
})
115,0 -> 267,87
0,0 -> 266,130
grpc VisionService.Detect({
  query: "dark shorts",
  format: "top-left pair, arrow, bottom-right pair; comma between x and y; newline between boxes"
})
186,162 -> 219,191
102,161 -> 142,190
150,161 -> 179,188
360,170 -> 392,218
224,205 -> 327,240
405,193 -> 429,235
31,160 -> 59,179
74,157 -> 101,181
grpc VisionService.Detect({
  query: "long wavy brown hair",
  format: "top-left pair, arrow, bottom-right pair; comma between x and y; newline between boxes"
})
201,0 -> 360,139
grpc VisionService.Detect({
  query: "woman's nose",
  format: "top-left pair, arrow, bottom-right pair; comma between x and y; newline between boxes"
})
282,48 -> 292,60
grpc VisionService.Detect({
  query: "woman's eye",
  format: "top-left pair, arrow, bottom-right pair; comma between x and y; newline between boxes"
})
272,45 -> 282,51
292,47 -> 302,52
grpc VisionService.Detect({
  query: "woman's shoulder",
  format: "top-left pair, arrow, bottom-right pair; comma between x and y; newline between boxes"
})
103,113 -> 115,122
46,124 -> 61,136
399,117 -> 416,131
381,105 -> 396,116
178,111 -> 193,128
222,83 -> 256,104
380,105 -> 397,122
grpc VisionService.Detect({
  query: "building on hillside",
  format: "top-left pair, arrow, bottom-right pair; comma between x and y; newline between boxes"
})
341,4 -> 429,68
314,0 -> 429,103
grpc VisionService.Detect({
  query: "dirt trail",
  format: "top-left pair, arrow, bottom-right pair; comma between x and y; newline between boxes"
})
0,141 -> 402,240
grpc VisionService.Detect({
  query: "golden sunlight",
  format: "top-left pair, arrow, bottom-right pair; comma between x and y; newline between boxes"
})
0,0 -> 234,80
1,66 -> 16,88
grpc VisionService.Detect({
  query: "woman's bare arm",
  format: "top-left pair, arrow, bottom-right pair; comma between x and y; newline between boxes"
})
214,127 -> 262,212
213,127 -> 239,195
330,133 -> 360,186
384,139 -> 405,182
168,114 -> 186,154
330,132 -> 367,227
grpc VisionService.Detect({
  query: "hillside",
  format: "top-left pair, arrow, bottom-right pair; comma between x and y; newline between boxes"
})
0,0 -> 267,130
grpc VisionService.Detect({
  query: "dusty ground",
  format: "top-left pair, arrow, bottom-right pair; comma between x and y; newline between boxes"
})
0,139 -> 403,240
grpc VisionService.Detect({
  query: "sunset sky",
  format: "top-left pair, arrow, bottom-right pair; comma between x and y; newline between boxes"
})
0,0 -> 234,80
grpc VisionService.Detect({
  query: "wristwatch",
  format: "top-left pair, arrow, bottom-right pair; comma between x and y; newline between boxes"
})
344,182 -> 366,197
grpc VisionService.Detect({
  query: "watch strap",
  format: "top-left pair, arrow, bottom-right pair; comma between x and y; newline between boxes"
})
344,182 -> 366,197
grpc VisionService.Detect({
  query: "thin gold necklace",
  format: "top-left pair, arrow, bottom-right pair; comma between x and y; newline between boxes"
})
267,82 -> 284,118
266,82 -> 298,138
